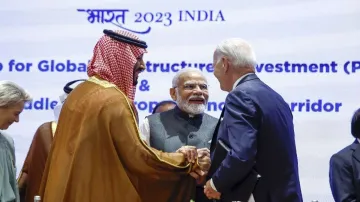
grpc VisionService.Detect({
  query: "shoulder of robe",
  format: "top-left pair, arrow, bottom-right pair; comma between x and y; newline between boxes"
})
33,122 -> 53,137
73,81 -> 132,119
37,121 -> 52,131
94,87 -> 133,116
84,78 -> 130,109
92,85 -> 128,104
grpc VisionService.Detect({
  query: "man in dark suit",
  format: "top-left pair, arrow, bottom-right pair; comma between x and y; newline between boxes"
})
203,38 -> 303,202
329,108 -> 360,202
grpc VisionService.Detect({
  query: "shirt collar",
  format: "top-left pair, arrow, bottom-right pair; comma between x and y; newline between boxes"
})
232,73 -> 255,90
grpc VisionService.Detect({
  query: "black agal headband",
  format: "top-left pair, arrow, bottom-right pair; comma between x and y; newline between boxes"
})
63,79 -> 87,94
103,29 -> 148,49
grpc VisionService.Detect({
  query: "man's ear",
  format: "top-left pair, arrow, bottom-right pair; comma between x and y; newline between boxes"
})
222,57 -> 230,73
169,88 -> 177,101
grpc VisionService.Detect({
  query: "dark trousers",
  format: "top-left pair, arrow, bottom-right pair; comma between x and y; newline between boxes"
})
196,186 -> 213,202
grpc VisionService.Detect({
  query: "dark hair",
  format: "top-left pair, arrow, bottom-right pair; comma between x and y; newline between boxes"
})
351,108 -> 360,138
152,100 -> 176,114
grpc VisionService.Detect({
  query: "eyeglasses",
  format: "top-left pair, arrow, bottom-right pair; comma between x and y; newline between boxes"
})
174,83 -> 209,91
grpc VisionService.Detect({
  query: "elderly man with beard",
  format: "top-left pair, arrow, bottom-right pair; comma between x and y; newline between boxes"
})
38,30 -> 210,202
140,68 -> 218,202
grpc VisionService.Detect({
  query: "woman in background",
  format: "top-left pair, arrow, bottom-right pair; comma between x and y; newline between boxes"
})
0,81 -> 31,202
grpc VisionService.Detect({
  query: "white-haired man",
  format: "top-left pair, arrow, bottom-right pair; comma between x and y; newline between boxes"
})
204,38 -> 303,202
139,68 -> 218,202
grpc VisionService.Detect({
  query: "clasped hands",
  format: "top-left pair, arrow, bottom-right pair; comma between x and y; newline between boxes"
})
176,146 -> 221,200
176,146 -> 210,182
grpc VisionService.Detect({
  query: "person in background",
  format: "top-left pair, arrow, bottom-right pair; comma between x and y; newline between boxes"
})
151,100 -> 176,114
204,38 -> 303,202
17,79 -> 85,202
0,80 -> 31,202
38,30 -> 210,202
329,108 -> 360,202
139,68 -> 218,202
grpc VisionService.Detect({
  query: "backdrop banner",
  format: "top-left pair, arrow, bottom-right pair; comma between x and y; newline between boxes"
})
0,0 -> 359,201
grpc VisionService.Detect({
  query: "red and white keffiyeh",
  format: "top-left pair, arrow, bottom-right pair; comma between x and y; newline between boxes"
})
87,30 -> 146,100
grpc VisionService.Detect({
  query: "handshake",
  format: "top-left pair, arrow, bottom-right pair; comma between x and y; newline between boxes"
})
176,146 -> 211,184
176,146 -> 222,200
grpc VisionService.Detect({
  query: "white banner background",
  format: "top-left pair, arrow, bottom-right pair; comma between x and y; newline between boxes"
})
1,0 -> 359,201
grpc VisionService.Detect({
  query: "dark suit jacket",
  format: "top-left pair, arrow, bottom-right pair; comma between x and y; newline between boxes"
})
209,74 -> 303,202
329,140 -> 359,202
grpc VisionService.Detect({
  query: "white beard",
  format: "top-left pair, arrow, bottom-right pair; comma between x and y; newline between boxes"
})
176,90 -> 207,115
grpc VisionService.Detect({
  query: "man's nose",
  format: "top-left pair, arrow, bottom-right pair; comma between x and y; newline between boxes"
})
14,116 -> 19,123
193,86 -> 203,95
139,60 -> 145,68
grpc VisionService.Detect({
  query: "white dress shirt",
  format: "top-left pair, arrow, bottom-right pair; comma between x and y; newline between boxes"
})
139,118 -> 151,145
210,73 -> 255,202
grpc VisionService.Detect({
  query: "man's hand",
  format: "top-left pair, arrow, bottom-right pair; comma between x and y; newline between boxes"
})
197,148 -> 210,158
189,148 -> 211,185
190,167 -> 207,185
204,179 -> 221,200
197,148 -> 211,172
176,145 -> 197,163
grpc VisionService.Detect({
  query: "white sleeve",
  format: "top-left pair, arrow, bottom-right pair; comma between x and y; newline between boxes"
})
210,179 -> 218,191
139,118 -> 151,146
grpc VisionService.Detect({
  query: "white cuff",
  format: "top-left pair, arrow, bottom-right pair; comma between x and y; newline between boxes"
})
210,179 -> 218,191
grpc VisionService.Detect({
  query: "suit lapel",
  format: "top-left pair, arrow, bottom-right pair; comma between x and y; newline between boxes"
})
210,108 -> 224,152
